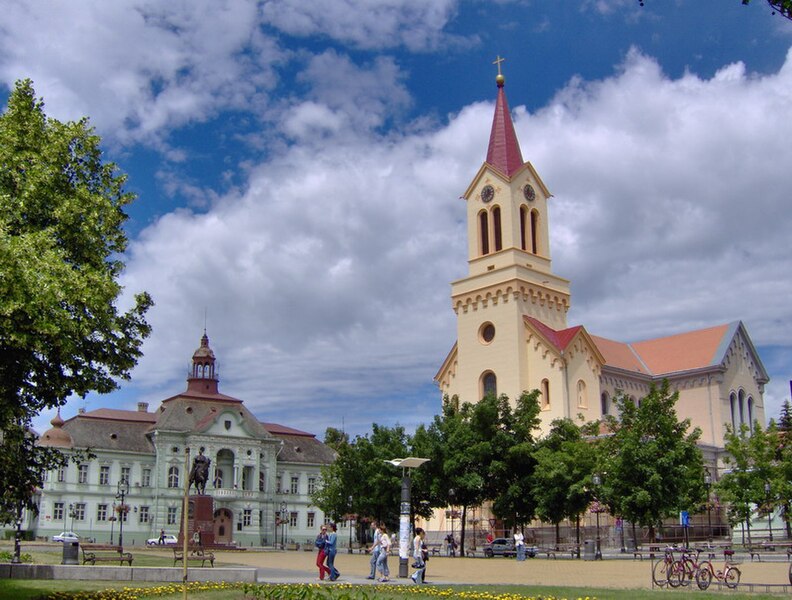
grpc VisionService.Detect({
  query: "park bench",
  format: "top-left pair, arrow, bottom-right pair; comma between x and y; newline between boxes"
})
80,544 -> 133,566
172,546 -> 215,567
745,541 -> 792,561
536,546 -> 557,559
632,544 -> 662,561
558,543 -> 579,558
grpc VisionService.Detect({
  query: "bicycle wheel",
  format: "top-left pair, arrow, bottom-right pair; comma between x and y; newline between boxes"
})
668,560 -> 684,588
695,563 -> 712,590
724,566 -> 741,589
652,559 -> 669,587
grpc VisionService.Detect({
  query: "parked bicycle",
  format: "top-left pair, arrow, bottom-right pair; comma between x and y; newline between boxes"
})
668,547 -> 703,588
695,549 -> 741,590
652,545 -> 682,587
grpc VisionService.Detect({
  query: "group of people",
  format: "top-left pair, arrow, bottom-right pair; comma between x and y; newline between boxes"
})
314,521 -> 428,584
313,523 -> 339,581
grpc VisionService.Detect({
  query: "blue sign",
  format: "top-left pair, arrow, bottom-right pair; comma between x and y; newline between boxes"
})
680,511 -> 689,527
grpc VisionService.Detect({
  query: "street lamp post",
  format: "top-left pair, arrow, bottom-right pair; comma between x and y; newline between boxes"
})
109,503 -> 116,544
765,481 -> 774,542
593,473 -> 602,560
385,457 -> 430,578
116,479 -> 129,550
347,495 -> 354,554
704,469 -> 713,543
280,501 -> 287,549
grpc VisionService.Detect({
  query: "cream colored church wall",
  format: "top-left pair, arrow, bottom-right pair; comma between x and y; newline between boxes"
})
454,297 -> 529,405
670,379 -> 722,448
720,336 -> 766,431
562,341 -> 603,424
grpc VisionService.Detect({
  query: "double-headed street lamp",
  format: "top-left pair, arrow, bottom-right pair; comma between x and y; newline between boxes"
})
347,495 -> 354,554
385,457 -> 430,578
116,479 -> 130,550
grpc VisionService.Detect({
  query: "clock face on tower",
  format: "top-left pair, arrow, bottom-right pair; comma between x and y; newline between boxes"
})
480,185 -> 495,203
523,184 -> 536,202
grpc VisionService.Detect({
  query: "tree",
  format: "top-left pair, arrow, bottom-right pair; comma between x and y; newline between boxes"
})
532,418 -> 597,548
0,79 -> 152,524
778,400 -> 792,433
601,381 -> 706,542
488,391 -> 542,534
312,424 -> 410,533
717,421 -> 781,544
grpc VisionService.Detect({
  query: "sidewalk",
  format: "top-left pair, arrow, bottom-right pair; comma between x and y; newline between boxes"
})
211,549 -> 792,589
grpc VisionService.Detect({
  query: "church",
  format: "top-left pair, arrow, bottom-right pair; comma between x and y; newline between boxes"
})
33,332 -> 337,547
434,68 -> 769,472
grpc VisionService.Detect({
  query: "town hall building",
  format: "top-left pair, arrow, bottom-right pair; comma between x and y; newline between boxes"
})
34,332 -> 336,547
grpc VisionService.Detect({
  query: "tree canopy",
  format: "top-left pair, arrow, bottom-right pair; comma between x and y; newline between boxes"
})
0,79 -> 152,524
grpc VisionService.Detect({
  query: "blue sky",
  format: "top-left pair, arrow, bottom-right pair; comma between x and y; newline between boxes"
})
2,0 -> 792,439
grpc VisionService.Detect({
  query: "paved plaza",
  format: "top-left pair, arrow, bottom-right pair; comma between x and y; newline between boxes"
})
205,547 -> 791,589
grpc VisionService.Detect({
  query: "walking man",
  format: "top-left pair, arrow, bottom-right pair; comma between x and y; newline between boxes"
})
366,522 -> 382,579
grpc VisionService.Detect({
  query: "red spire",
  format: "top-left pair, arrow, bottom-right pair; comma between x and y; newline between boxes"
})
486,76 -> 524,177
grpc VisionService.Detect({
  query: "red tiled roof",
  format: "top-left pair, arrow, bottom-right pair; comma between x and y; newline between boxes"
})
631,324 -> 730,375
261,422 -> 316,438
76,408 -> 158,423
590,335 -> 649,375
524,316 -> 582,351
486,81 -> 524,177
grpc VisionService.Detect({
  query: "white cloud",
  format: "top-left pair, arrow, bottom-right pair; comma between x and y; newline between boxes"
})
261,0 -> 462,51
0,0 -> 278,145
111,45 -> 792,435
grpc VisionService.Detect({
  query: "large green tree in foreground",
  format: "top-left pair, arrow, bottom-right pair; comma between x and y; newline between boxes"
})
0,79 -> 152,524
601,381 -> 706,542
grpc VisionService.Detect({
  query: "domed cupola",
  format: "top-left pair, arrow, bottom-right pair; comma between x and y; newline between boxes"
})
187,331 -> 219,394
39,409 -> 74,448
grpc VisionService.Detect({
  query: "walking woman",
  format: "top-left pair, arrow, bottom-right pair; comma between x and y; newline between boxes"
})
314,524 -> 330,580
411,527 -> 426,584
325,523 -> 340,581
376,524 -> 391,582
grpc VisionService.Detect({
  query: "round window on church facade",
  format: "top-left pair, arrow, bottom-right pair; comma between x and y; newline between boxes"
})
479,322 -> 496,344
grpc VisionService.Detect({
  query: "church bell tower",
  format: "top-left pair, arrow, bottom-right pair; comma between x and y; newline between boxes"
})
437,61 -> 571,403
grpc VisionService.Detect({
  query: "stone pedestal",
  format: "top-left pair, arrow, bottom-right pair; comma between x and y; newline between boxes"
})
178,495 -> 215,546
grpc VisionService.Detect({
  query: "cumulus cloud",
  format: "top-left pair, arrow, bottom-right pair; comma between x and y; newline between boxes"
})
261,0 -> 462,51
0,0 -> 278,145
114,46 -> 792,434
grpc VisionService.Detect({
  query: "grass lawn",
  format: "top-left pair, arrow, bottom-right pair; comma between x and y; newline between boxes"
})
0,579 -> 786,600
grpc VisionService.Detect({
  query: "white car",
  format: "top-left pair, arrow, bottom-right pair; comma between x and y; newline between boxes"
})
146,534 -> 178,546
52,531 -> 80,542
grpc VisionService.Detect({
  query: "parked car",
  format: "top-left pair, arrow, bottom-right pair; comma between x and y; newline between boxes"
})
52,531 -> 80,543
483,537 -> 515,557
146,534 -> 178,546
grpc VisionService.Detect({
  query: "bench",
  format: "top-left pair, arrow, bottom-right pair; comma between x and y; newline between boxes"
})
558,544 -> 579,559
81,544 -> 133,566
172,546 -> 215,567
632,545 -> 662,561
536,546 -> 557,559
428,544 -> 442,556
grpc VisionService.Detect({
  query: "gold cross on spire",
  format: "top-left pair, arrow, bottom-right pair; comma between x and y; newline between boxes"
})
493,55 -> 505,76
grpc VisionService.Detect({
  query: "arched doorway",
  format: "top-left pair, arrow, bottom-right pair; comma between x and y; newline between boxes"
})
214,508 -> 233,544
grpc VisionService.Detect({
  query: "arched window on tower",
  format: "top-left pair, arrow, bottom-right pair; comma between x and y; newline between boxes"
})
481,371 -> 497,398
520,205 -> 528,251
748,396 -> 754,433
738,390 -> 745,427
492,206 -> 502,251
479,211 -> 490,255
730,391 -> 737,430
540,379 -> 550,409
167,466 -> 179,488
601,392 -> 610,416
530,209 -> 539,254
577,380 -> 588,408
214,468 -> 224,489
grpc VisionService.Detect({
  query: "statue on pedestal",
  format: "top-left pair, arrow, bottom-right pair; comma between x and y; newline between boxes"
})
189,447 -> 211,495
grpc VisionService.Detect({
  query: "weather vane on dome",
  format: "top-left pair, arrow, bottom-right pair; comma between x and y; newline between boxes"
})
493,55 -> 506,86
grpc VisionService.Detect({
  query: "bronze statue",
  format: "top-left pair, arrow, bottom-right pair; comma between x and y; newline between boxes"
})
189,447 -> 211,495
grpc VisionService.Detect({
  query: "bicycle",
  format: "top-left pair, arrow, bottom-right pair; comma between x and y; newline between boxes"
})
668,547 -> 703,588
695,549 -> 741,590
652,545 -> 681,587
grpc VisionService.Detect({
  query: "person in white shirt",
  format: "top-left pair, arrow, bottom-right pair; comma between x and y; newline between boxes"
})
410,527 -> 426,584
376,524 -> 391,581
366,522 -> 381,579
514,530 -> 525,561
